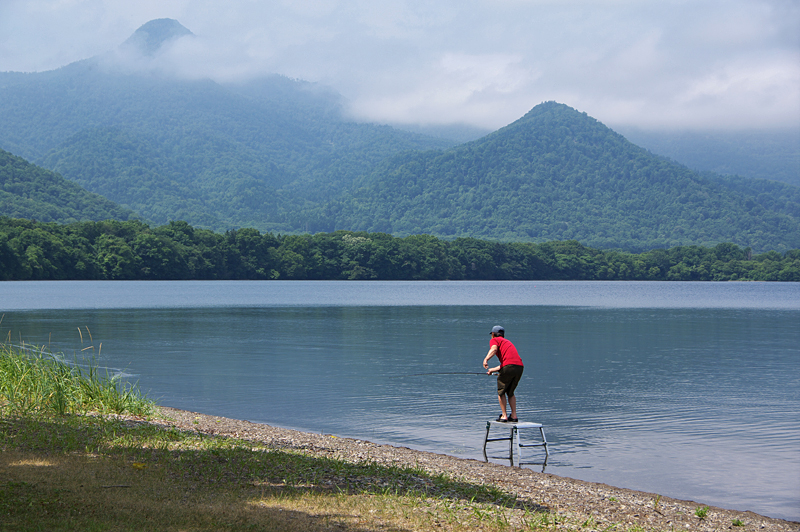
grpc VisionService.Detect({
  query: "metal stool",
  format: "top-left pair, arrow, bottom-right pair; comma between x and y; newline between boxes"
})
483,420 -> 548,467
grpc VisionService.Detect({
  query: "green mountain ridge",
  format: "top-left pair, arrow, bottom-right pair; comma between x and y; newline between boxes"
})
328,103 -> 800,252
0,148 -> 136,223
0,57 -> 453,232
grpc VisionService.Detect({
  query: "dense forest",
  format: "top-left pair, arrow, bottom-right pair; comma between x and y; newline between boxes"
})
0,148 -> 135,223
1,20 -> 798,253
0,56 -> 451,232
329,103 -> 800,252
2,218 -> 797,281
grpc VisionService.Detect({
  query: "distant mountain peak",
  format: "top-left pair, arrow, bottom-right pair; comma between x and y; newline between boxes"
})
517,101 -> 590,125
121,19 -> 194,56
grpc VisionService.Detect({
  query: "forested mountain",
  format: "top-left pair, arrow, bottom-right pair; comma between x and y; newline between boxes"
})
1,20 -> 799,252
328,103 -> 800,252
119,18 -> 194,56
0,148 -> 136,223
615,127 -> 800,188
0,20 -> 452,232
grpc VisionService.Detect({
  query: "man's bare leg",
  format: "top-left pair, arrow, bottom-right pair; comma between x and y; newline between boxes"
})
509,395 -> 517,420
498,395 -> 508,420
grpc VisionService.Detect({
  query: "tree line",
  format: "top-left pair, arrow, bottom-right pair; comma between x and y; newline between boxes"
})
1,217 -> 798,281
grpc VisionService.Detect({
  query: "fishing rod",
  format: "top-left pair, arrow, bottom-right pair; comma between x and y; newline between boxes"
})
391,371 -> 498,378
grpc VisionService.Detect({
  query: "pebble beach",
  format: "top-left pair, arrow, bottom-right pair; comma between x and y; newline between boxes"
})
148,406 -> 798,532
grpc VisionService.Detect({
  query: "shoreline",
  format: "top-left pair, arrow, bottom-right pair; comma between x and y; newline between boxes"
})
148,406 -> 798,531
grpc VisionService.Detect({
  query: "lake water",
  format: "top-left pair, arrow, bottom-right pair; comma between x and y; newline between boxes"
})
1,281 -> 798,521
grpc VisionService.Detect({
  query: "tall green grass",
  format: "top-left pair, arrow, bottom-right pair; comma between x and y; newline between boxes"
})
0,340 -> 154,417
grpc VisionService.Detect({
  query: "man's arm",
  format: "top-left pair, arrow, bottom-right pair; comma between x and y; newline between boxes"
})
483,345 -> 500,373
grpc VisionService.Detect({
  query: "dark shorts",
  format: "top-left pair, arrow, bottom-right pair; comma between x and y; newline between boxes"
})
497,364 -> 524,397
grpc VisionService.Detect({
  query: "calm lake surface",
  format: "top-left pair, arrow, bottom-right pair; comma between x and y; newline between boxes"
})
2,281 -> 799,521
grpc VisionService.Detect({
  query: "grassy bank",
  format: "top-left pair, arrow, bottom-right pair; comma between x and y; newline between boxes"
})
0,342 -> 556,531
2,414 -> 543,531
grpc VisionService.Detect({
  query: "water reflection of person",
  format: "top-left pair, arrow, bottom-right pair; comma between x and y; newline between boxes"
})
482,325 -> 524,423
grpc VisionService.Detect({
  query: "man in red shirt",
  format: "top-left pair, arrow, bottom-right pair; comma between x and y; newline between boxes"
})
483,325 -> 524,422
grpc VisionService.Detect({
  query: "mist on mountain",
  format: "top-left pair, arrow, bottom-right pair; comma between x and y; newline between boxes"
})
614,127 -> 800,188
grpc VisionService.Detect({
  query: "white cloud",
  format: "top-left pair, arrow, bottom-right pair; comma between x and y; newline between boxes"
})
347,52 -> 539,126
0,0 -> 797,130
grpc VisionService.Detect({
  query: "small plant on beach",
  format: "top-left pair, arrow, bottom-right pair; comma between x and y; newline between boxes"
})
732,518 -> 745,526
653,494 -> 661,511
695,505 -> 709,519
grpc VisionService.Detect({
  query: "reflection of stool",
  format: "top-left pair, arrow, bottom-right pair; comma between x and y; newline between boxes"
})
483,421 -> 548,467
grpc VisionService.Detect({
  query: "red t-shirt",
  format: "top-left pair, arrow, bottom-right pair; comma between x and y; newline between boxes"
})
490,337 -> 523,367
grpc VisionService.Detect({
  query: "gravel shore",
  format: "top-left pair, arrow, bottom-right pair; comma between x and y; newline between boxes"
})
153,406 -> 797,531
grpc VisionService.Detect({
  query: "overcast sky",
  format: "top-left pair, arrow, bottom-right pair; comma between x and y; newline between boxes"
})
1,0 -> 798,131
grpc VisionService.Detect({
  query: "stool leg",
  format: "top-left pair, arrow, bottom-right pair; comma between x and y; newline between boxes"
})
509,426 -> 516,466
539,426 -> 549,457
483,422 -> 491,462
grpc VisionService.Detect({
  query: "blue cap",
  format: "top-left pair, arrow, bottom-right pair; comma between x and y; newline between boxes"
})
491,325 -> 504,334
